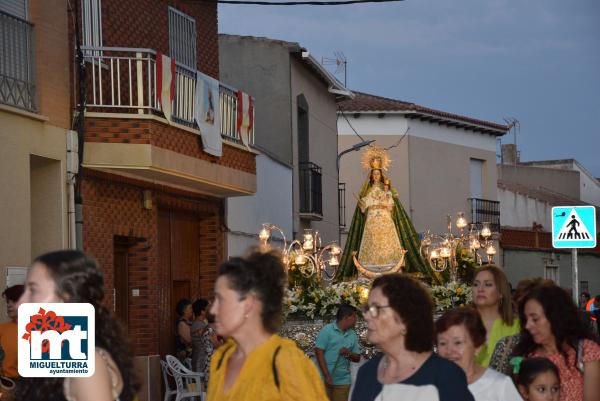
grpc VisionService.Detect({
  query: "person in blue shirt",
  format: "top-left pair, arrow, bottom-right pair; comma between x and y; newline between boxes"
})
315,304 -> 361,401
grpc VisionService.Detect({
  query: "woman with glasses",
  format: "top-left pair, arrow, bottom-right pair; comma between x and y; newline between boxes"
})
351,274 -> 474,401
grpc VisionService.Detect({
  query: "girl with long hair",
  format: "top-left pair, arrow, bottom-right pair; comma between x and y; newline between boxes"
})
472,265 -> 519,367
14,250 -> 139,401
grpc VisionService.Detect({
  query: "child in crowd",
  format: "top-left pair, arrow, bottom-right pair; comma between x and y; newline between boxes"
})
517,357 -> 560,401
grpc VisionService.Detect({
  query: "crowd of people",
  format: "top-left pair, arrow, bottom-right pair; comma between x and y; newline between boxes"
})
0,248 -> 598,401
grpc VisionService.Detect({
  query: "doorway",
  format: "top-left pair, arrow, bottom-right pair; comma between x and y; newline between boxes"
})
158,208 -> 201,356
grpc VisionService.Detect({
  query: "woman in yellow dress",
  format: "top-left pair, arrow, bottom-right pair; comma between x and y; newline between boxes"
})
207,249 -> 329,401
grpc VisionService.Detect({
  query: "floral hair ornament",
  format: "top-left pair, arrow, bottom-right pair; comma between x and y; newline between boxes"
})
509,356 -> 524,374
361,145 -> 391,171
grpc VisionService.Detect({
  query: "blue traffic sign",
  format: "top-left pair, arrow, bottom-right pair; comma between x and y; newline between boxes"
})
552,206 -> 597,248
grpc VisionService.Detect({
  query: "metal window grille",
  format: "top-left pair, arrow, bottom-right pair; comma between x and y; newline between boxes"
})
468,198 -> 500,232
168,7 -> 196,69
338,182 -> 346,228
299,162 -> 322,216
0,0 -> 27,19
81,0 -> 102,57
0,10 -> 36,111
580,281 -> 589,294
544,264 -> 559,285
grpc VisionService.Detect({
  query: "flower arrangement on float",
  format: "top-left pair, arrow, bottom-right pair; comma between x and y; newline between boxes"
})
284,278 -> 370,320
429,282 -> 473,313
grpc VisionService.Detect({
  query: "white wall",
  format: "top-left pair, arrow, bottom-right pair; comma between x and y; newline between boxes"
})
498,188 -> 552,229
225,154 -> 293,257
338,114 -> 497,152
574,165 -> 600,207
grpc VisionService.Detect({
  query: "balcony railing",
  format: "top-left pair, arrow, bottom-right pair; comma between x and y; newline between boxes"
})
81,46 -> 253,146
0,10 -> 36,112
338,182 -> 346,228
469,198 -> 500,232
299,162 -> 322,218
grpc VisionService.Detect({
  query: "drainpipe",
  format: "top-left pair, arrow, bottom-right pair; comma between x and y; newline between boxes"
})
66,130 -> 78,249
73,0 -> 86,251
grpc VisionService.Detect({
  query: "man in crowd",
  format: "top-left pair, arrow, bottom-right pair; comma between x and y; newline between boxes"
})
315,304 -> 361,401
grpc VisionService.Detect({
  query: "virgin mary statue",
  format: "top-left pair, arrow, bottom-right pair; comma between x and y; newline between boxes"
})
336,147 -> 435,282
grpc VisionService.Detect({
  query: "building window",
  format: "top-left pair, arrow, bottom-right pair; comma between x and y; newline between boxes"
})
81,0 -> 102,56
469,158 -> 484,199
0,0 -> 28,19
168,6 -> 196,69
5,266 -> 28,287
580,281 -> 589,294
544,264 -> 559,285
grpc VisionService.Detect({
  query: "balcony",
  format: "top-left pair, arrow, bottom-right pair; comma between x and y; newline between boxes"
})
469,198 -> 500,232
80,46 -> 257,197
0,10 -> 36,112
81,46 -> 253,146
299,162 -> 322,219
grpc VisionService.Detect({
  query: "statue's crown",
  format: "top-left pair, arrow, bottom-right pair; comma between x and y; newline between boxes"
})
371,157 -> 382,169
361,145 -> 391,171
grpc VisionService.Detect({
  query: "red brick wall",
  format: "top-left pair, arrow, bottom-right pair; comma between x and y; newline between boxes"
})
82,169 -> 223,355
85,117 -> 257,174
501,228 -> 600,255
101,0 -> 219,78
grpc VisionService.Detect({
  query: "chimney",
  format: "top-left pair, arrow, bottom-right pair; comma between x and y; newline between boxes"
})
501,144 -> 519,165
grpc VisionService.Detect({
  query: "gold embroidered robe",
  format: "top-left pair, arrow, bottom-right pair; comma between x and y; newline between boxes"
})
358,185 -> 405,269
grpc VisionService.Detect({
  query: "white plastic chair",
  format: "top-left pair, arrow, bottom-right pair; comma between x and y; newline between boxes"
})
165,354 -> 206,401
160,359 -> 178,401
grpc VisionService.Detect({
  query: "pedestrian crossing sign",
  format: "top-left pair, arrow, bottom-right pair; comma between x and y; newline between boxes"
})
552,206 -> 596,248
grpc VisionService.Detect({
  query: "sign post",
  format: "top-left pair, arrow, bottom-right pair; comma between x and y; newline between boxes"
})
552,206 -> 596,304
572,249 -> 578,305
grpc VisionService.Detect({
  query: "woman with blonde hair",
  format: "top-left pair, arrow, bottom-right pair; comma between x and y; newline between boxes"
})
472,265 -> 519,367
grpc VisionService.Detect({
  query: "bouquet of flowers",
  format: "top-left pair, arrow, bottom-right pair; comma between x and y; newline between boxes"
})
430,282 -> 473,313
284,279 -> 370,320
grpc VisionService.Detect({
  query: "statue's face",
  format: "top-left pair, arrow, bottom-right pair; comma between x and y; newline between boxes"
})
372,169 -> 382,183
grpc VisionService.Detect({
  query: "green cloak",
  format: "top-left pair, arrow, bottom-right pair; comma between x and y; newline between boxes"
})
335,180 -> 438,283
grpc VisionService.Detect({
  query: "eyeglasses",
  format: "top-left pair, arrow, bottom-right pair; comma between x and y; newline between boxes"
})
362,304 -> 392,318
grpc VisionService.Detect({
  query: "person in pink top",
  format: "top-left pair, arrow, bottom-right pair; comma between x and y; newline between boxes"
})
513,284 -> 600,401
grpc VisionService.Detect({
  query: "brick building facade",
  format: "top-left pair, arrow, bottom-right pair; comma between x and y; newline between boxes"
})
72,0 -> 257,357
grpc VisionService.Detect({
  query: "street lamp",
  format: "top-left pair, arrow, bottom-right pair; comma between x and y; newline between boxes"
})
336,139 -> 375,172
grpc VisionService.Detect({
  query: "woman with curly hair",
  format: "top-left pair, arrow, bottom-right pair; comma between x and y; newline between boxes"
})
14,250 -> 139,401
514,283 -> 600,401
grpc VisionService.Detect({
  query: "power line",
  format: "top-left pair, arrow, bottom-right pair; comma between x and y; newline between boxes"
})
383,126 -> 409,151
209,0 -> 404,5
338,107 -> 366,141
